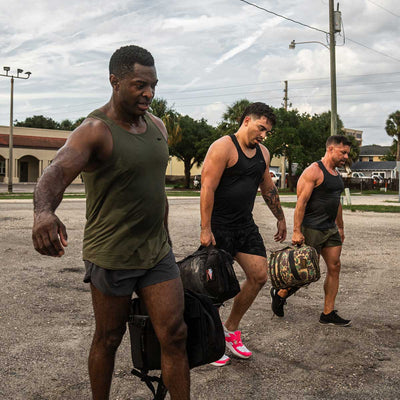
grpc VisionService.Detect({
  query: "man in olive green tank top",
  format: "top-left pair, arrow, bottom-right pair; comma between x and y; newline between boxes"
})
32,45 -> 189,399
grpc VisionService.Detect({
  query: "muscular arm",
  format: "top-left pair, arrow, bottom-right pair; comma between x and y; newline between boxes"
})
292,164 -> 320,245
200,138 -> 230,246
32,119 -> 110,257
259,146 -> 286,242
335,203 -> 345,243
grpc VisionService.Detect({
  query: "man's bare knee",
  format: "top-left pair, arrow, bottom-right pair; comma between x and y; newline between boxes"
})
248,269 -> 268,287
158,320 -> 187,352
327,261 -> 341,276
93,325 -> 126,352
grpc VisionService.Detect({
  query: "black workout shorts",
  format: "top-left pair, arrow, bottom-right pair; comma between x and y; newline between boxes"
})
83,249 -> 180,297
212,223 -> 266,258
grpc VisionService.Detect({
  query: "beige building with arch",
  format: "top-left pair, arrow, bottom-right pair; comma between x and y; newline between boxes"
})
0,125 -> 202,184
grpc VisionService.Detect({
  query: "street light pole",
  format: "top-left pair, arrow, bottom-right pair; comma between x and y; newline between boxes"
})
289,2 -> 341,136
0,67 -> 31,193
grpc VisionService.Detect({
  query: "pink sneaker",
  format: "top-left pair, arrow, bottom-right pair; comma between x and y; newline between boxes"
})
224,330 -> 252,359
210,354 -> 231,367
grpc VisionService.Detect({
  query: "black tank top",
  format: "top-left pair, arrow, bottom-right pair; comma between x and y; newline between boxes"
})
302,160 -> 344,230
211,135 -> 266,229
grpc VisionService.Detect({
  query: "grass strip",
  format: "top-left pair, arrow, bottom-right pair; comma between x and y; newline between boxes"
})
280,202 -> 400,213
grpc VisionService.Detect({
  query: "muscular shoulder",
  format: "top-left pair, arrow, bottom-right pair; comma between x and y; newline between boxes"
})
301,162 -> 323,184
147,112 -> 168,141
259,144 -> 271,164
208,135 -> 234,156
68,117 -> 110,146
203,135 -> 233,172
64,117 -> 113,166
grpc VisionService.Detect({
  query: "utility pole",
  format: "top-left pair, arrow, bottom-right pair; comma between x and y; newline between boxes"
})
280,80 -> 288,189
283,80 -> 288,111
329,0 -> 339,136
0,67 -> 31,193
289,2 -> 341,137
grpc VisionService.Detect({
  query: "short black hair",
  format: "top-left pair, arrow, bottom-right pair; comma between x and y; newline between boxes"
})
326,135 -> 352,148
109,45 -> 154,78
239,102 -> 276,126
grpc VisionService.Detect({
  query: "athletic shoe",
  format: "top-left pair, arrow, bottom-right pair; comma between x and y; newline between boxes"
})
224,329 -> 252,359
270,287 -> 287,317
210,354 -> 231,367
319,310 -> 352,326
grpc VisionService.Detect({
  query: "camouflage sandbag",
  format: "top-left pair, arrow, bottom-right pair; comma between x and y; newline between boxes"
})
268,245 -> 320,290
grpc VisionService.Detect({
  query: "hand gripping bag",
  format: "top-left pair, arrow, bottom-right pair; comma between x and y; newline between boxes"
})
268,245 -> 320,290
177,245 -> 240,305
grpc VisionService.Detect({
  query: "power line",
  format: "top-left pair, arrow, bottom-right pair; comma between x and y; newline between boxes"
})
238,0 -> 328,34
239,0 -> 400,64
346,37 -> 400,63
158,71 -> 400,95
366,0 -> 400,18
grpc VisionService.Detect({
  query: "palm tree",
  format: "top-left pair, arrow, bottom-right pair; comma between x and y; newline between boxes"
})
385,111 -> 400,161
218,99 -> 251,135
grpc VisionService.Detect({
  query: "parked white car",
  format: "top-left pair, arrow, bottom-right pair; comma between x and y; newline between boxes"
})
269,171 -> 280,184
351,172 -> 372,179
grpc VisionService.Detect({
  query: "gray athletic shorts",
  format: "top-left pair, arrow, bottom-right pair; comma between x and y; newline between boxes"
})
83,249 -> 180,297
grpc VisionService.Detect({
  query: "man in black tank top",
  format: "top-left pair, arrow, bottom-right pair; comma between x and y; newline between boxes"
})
270,135 -> 352,327
201,103 -> 287,366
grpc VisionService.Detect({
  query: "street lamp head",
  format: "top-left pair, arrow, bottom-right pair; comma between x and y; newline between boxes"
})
25,71 -> 31,77
289,40 -> 296,50
3,66 -> 10,73
17,68 -> 23,76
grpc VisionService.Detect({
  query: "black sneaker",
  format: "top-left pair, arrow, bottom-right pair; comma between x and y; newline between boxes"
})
319,310 -> 351,326
270,287 -> 287,317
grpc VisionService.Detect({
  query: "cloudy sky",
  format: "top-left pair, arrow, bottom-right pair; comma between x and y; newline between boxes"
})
0,0 -> 399,145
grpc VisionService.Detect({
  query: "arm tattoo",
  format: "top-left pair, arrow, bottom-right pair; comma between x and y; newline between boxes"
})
262,186 -> 285,221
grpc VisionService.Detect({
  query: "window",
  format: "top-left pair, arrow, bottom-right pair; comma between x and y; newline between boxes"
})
0,160 -> 5,175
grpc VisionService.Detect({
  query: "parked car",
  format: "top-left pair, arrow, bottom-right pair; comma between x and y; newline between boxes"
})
351,172 -> 372,179
193,175 -> 201,189
371,173 -> 384,182
269,171 -> 280,184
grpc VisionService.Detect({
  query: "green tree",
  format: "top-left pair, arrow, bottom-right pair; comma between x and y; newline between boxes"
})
59,119 -> 74,131
164,111 -> 182,147
265,108 -> 303,191
217,99 -> 251,136
15,115 -> 60,129
72,117 -> 85,130
149,97 -> 182,146
382,141 -> 397,161
14,115 -> 86,131
342,134 -> 360,165
150,97 -> 170,118
169,115 -> 216,188
385,111 -> 400,161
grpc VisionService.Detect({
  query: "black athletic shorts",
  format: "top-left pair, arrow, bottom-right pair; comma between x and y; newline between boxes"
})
212,223 -> 266,258
83,249 -> 180,297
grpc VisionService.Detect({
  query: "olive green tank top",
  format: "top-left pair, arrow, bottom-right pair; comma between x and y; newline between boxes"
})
82,109 -> 170,270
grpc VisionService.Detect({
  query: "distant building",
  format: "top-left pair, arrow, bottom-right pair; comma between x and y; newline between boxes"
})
350,161 -> 397,179
359,144 -> 391,162
0,125 -> 201,184
342,128 -> 363,146
0,125 -> 72,184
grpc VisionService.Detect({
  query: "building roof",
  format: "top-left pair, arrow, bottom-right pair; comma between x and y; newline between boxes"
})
351,161 -> 396,171
359,144 -> 391,156
0,134 -> 66,149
